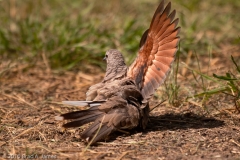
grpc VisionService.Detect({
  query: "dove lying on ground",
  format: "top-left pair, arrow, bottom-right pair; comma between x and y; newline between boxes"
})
55,0 -> 180,145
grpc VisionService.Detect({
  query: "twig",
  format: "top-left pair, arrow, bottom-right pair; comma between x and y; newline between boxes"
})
188,100 -> 202,108
10,127 -> 35,140
117,151 -> 133,160
1,93 -> 37,109
41,52 -> 51,74
150,100 -> 166,112
234,99 -> 240,113
82,115 -> 106,155
230,139 -> 240,147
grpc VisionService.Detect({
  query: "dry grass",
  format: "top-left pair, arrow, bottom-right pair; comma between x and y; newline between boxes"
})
1,55 -> 240,159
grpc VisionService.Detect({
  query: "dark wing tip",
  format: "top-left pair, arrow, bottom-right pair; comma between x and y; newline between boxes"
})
168,10 -> 176,22
164,2 -> 172,16
175,26 -> 181,35
172,18 -> 179,27
139,29 -> 149,48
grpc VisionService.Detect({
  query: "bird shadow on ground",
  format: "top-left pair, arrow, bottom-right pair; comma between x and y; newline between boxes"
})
145,112 -> 224,132
104,112 -> 224,144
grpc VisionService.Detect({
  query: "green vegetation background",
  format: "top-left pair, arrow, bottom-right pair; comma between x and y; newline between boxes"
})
0,0 -> 240,70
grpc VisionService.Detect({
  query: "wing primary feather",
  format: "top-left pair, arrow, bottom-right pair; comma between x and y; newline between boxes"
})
145,70 -> 159,89
171,18 -> 179,28
158,38 -> 179,50
151,65 -> 167,81
81,120 -> 100,139
90,125 -> 114,144
152,3 -> 172,37
155,19 -> 173,39
148,71 -> 159,88
150,0 -> 165,29
139,29 -> 149,48
156,48 -> 177,56
155,56 -> 175,67
148,67 -> 162,82
158,27 -> 181,42
160,33 -> 180,45
157,19 -> 179,41
162,2 -> 171,19
141,85 -> 150,100
143,77 -> 155,97
143,83 -> 153,99
168,10 -> 176,22
153,60 -> 170,73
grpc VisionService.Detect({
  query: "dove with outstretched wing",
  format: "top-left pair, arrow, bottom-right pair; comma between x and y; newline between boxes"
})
55,0 -> 180,145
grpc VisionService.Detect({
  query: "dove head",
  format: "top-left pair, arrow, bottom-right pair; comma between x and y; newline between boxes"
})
102,49 -> 127,82
104,49 -> 126,67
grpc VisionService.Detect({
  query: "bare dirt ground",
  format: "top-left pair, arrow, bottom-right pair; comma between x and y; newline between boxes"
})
0,50 -> 240,159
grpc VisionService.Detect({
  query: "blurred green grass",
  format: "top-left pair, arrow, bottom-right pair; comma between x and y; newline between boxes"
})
0,0 -> 240,70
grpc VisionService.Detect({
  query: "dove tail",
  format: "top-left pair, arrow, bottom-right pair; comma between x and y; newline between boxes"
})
55,101 -> 104,128
55,99 -> 140,144
56,108 -> 116,144
55,100 -> 116,144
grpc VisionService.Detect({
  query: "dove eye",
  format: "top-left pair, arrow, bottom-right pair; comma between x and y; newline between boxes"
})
103,54 -> 108,61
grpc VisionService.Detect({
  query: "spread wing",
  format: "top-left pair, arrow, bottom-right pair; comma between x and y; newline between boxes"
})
127,0 -> 180,100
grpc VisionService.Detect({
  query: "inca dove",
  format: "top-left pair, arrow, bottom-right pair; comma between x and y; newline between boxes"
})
55,0 -> 180,145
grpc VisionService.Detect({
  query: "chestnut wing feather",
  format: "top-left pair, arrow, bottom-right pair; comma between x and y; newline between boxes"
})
127,0 -> 180,100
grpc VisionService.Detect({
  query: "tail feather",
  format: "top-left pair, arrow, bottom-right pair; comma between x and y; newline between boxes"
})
62,100 -> 106,107
56,100 -> 105,120
62,113 -> 103,128
58,109 -> 99,120
55,100 -> 107,128
57,98 -> 140,144
62,101 -> 92,106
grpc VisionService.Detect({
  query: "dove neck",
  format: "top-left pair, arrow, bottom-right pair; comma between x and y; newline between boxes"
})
104,59 -> 127,82
107,59 -> 125,69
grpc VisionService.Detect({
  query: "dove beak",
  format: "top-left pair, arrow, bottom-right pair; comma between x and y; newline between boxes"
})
103,56 -> 106,61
